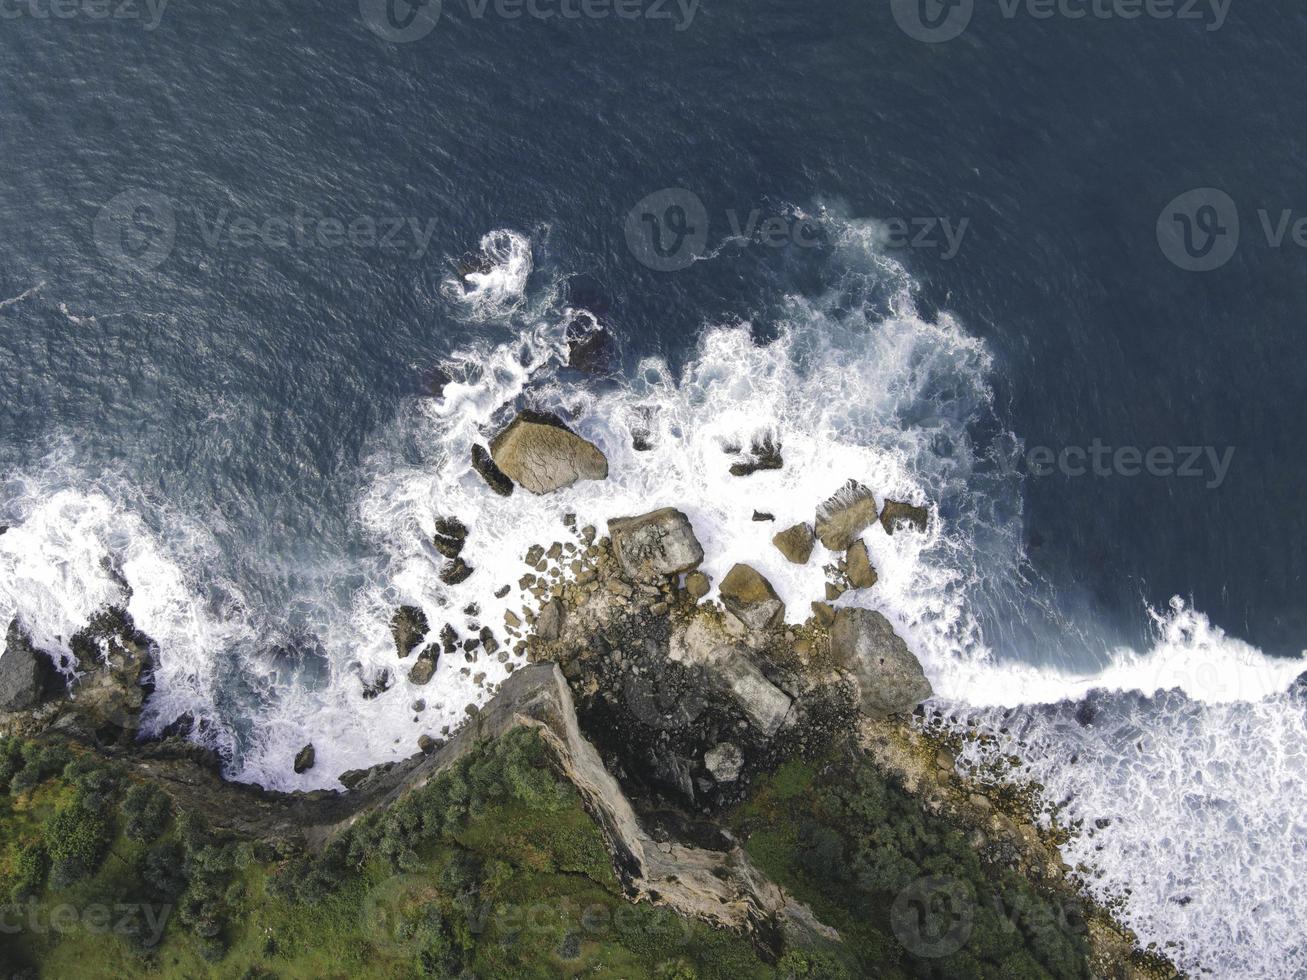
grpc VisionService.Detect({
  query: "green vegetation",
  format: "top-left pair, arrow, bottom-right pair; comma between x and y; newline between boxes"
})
0,731 -> 1094,979
728,755 -> 1093,979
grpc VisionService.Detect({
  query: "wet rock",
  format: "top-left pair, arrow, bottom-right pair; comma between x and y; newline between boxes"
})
361,669 -> 392,700
390,605 -> 429,659
829,607 -> 932,718
704,742 -> 743,782
339,769 -> 370,790
772,522 -> 815,565
490,410 -> 608,495
729,435 -> 784,477
293,744 -> 315,774
845,540 -> 878,590
880,499 -> 930,535
719,564 -> 785,631
685,571 -> 711,600
417,734 -> 439,754
608,508 -> 704,581
440,558 -> 474,585
536,598 -> 565,641
432,516 -> 468,559
815,480 -> 878,551
752,511 -> 775,522
567,323 -> 618,375
411,699 -> 426,712
494,584 -> 511,599
408,646 -> 440,686
631,430 -> 653,452
471,443 -> 515,497
810,601 -> 836,628
0,620 -> 62,713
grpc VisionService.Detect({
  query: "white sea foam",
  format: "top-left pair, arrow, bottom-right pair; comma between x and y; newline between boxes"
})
2,222 -> 1305,974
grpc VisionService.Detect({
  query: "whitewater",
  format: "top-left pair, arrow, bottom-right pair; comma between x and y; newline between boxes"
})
0,223 -> 1303,977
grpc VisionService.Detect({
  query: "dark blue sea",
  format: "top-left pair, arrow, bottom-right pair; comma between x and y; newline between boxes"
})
1,1 -> 1304,973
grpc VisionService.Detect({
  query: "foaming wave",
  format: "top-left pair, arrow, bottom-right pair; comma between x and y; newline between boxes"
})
441,229 -> 534,317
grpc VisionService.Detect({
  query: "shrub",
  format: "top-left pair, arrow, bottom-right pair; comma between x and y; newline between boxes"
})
44,798 -> 111,887
121,783 -> 172,842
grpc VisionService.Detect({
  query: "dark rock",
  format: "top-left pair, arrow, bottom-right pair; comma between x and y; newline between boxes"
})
440,624 -> 459,653
608,508 -> 704,581
631,430 -> 653,452
418,734 -> 438,754
810,601 -> 836,628
339,768 -> 370,790
361,669 -> 392,700
773,522 -> 815,565
0,620 -> 62,712
567,324 -> 618,375
829,608 -> 932,718
490,411 -> 608,495
752,511 -> 775,522
389,606 -> 429,659
728,435 -> 784,477
718,564 -> 785,631
293,744 -> 316,774
684,571 -> 711,600
433,517 -> 468,558
471,443 -> 514,497
494,585 -> 511,599
880,499 -> 930,535
440,558 -> 474,585
815,480 -> 878,551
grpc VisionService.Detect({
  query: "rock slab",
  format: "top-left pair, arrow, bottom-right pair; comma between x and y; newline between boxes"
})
718,564 -> 785,631
490,410 -> 608,495
829,607 -> 932,718
815,480 -> 878,551
608,508 -> 704,581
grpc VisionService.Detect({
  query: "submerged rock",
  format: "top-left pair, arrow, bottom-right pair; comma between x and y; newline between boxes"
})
719,564 -> 785,631
293,744 -> 316,774
390,605 -> 429,659
773,522 -> 815,565
490,410 -> 608,495
829,607 -> 931,718
361,669 -> 392,700
471,443 -> 514,497
0,620 -> 62,713
608,508 -> 704,581
729,435 -> 784,477
880,499 -> 930,535
815,480 -> 878,551
845,540 -> 878,590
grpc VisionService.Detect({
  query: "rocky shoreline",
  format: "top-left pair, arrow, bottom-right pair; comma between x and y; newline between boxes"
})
0,408 -> 1180,978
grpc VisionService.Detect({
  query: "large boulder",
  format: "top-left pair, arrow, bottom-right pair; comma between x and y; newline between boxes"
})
880,499 -> 930,535
608,508 -> 704,582
815,480 -> 878,551
408,646 -> 440,685
471,444 -> 514,497
0,620 -> 61,713
293,744 -> 316,774
829,608 -> 931,718
489,410 -> 608,495
718,564 -> 785,631
772,522 -> 815,565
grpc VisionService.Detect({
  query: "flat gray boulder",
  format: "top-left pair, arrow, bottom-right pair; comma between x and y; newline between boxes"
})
490,410 -> 608,495
830,607 -> 932,718
608,508 -> 704,581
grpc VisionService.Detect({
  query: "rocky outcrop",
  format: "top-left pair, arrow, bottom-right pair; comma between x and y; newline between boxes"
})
880,499 -> 930,535
471,443 -> 514,496
293,744 -> 315,774
667,613 -> 793,737
608,507 -> 704,581
829,608 -> 932,718
490,410 -> 608,495
772,522 -> 815,565
432,516 -> 468,558
815,480 -> 878,551
389,605 -> 429,659
845,540 -> 878,589
408,646 -> 439,685
729,436 -> 784,477
0,620 -> 62,713
718,564 -> 785,631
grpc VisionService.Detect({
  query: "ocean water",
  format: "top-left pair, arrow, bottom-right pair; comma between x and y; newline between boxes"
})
2,2 -> 1305,975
